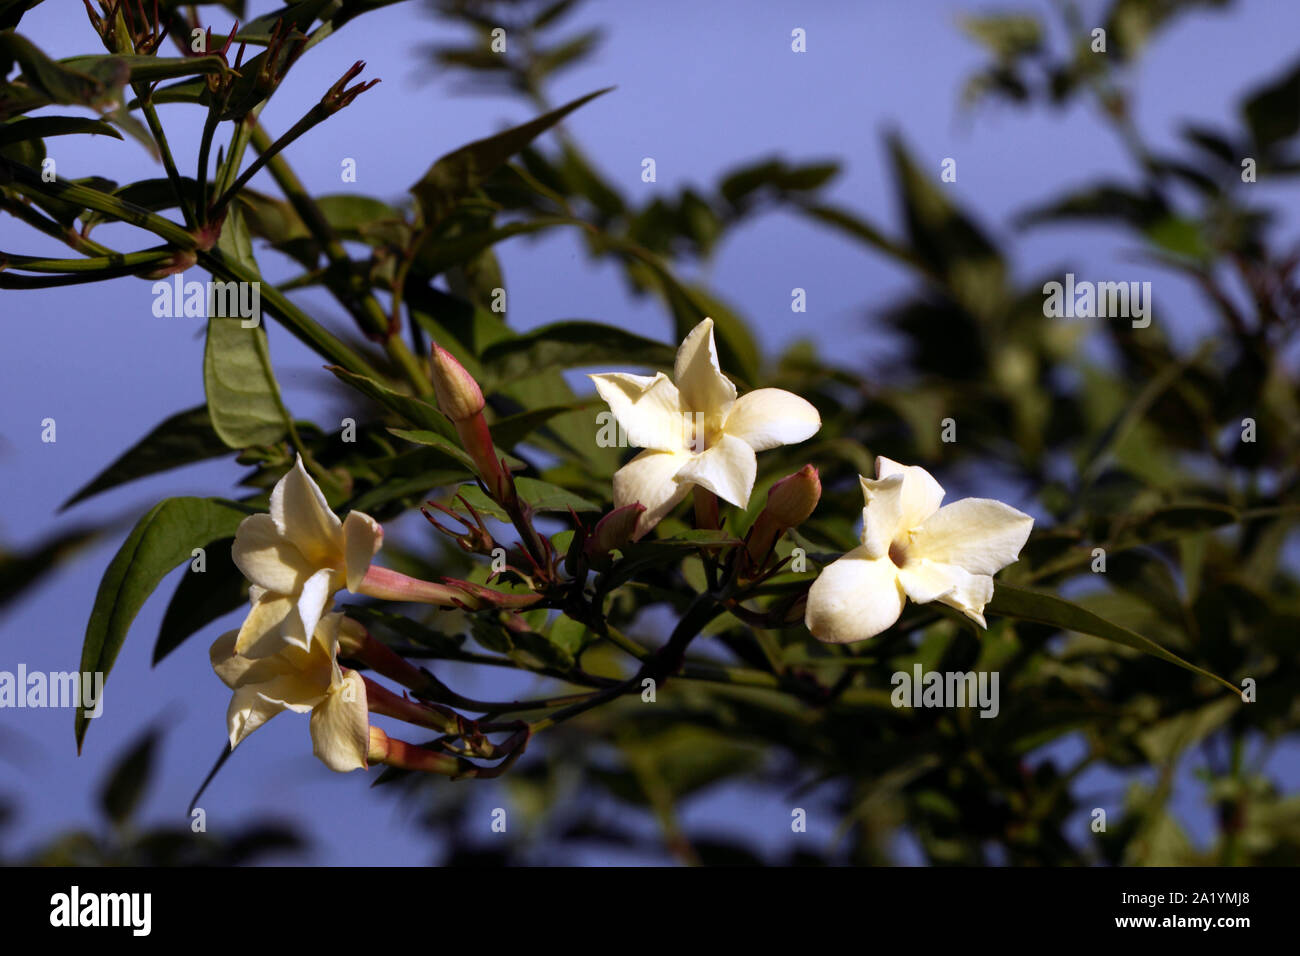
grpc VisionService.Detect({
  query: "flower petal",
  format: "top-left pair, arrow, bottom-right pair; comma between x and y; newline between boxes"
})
908,498 -> 1034,576
722,388 -> 821,452
212,628 -> 294,688
674,318 -> 737,416
310,670 -> 370,772
674,433 -> 757,508
936,573 -> 995,628
858,473 -> 905,559
805,546 -> 906,644
875,456 -> 945,530
589,372 -> 685,452
296,567 -> 336,651
342,510 -> 383,591
269,456 -> 343,565
233,590 -> 307,659
612,449 -> 692,540
226,684 -> 285,749
232,513 -> 315,594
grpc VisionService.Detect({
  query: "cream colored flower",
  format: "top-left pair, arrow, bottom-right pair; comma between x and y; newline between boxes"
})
231,455 -> 382,658
805,457 -> 1033,644
590,318 -> 821,538
210,612 -> 370,773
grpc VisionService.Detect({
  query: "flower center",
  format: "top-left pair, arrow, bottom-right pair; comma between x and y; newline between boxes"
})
684,411 -> 710,454
888,538 -> 910,568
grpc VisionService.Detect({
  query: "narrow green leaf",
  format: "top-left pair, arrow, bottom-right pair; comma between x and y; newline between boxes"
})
153,537 -> 247,665
454,477 -> 599,520
98,728 -> 159,827
204,318 -> 293,448
62,405 -> 229,509
479,321 -> 676,387
327,367 -> 456,439
0,115 -> 121,148
490,403 -> 594,448
77,497 -> 254,749
989,583 -> 1240,696
410,87 -> 611,224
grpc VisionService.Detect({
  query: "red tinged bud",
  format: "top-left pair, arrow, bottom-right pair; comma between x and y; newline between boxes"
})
745,465 -> 821,570
430,344 -> 514,504
584,503 -> 645,561
764,465 -> 821,528
430,345 -> 484,422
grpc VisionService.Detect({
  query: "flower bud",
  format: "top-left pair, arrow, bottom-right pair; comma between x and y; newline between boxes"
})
584,503 -> 645,561
367,726 -> 459,774
430,344 -> 485,422
763,465 -> 821,528
431,344 -> 514,503
745,465 -> 821,570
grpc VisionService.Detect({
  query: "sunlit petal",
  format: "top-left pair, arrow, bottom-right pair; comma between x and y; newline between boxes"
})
269,456 -> 343,565
674,318 -> 737,416
858,473 -> 905,559
908,498 -> 1033,576
233,590 -> 305,659
589,372 -> 685,452
612,449 -> 692,539
674,433 -> 757,508
722,387 -> 821,452
342,510 -> 384,592
875,456 -> 945,530
805,546 -> 905,644
310,670 -> 370,773
231,513 -> 314,594
226,684 -> 285,749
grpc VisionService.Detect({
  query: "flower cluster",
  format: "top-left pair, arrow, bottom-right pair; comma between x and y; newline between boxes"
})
212,319 -> 1034,775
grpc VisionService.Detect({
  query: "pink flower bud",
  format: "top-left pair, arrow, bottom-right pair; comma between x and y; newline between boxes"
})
745,466 -> 821,569
585,503 -> 645,560
764,465 -> 821,528
430,344 -> 485,422
430,344 -> 514,503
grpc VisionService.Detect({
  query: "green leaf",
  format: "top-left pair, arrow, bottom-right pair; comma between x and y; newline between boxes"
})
888,132 -> 1005,317
77,497 -> 254,749
98,728 -> 159,827
327,367 -> 456,438
455,477 -> 599,520
204,318 -> 293,449
0,1 -> 45,31
0,527 -> 98,611
61,54 -> 230,84
385,427 -> 482,472
82,177 -> 202,230
410,87 -> 611,224
490,403 -> 593,448
1110,504 -> 1240,549
0,115 -> 121,148
0,33 -> 128,116
1242,57 -> 1300,152
61,405 -> 229,509
479,320 -> 676,387
413,216 -> 574,276
718,157 -> 839,209
960,14 -> 1042,61
153,537 -> 247,665
988,583 -> 1239,695
201,201 -> 293,449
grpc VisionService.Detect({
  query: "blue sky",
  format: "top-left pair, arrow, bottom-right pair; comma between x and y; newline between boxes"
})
1,0 -> 1297,865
